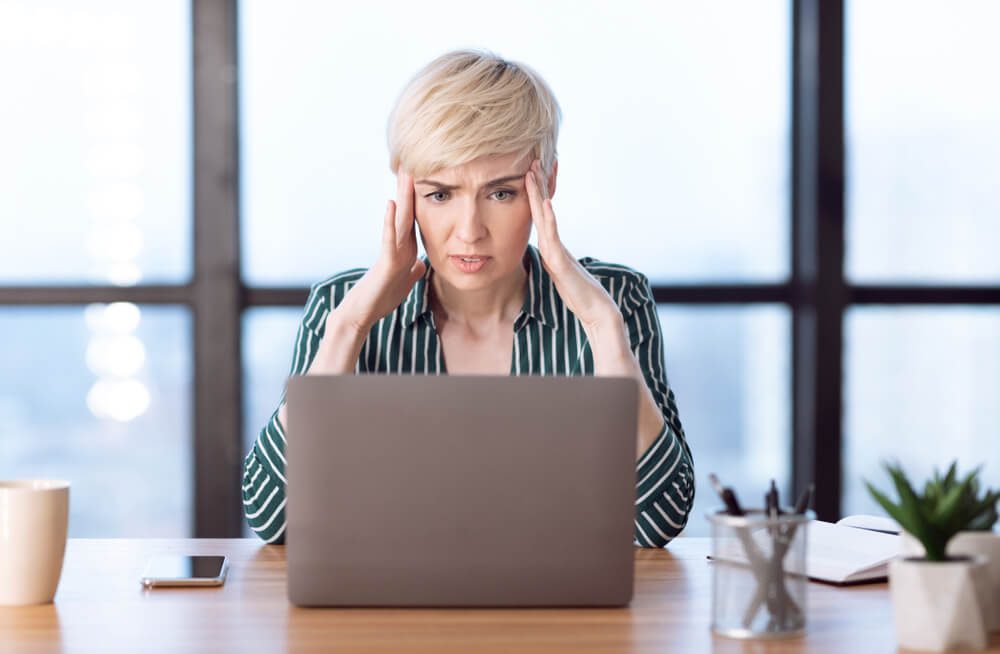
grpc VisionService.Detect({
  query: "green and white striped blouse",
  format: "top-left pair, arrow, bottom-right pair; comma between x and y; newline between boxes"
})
242,244 -> 695,548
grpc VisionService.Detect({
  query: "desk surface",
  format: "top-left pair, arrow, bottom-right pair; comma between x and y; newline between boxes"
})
2,538 -> 998,653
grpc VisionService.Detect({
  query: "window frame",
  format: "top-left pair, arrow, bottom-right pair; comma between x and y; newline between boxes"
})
1,0 -> 998,535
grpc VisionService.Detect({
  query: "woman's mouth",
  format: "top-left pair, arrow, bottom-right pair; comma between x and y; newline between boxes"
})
449,255 -> 491,273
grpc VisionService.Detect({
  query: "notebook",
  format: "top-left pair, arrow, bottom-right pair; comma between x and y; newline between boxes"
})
806,519 -> 900,585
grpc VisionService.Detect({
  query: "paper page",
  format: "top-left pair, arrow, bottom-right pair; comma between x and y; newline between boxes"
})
806,520 -> 900,582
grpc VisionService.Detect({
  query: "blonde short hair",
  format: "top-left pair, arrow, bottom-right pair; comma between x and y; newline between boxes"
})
387,49 -> 562,179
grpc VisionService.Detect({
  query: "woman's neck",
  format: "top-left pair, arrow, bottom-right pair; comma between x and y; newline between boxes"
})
430,261 -> 527,334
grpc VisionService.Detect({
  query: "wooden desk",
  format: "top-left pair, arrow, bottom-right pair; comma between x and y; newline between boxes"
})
2,538 -> 998,653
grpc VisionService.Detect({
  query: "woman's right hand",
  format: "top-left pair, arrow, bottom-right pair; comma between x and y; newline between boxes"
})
328,171 -> 427,336
284,172 -> 426,420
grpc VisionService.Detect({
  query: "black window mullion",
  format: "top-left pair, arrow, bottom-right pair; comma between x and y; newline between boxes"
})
791,0 -> 845,521
192,0 -> 243,537
0,286 -> 191,304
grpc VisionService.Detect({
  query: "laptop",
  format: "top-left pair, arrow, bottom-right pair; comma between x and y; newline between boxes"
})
284,374 -> 638,608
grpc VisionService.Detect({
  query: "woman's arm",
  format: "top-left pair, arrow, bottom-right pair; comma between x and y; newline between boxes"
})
587,313 -> 669,461
242,285 -> 326,543
242,282 -> 369,544
275,307 -> 370,427
244,174 -> 434,543
586,273 -> 695,549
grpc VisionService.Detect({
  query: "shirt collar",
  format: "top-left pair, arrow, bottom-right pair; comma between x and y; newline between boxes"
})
400,244 -> 564,330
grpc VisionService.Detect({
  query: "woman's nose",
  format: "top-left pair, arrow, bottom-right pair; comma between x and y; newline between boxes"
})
454,203 -> 488,242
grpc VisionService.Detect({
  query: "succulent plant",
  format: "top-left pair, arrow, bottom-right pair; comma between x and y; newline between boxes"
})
865,460 -> 1000,562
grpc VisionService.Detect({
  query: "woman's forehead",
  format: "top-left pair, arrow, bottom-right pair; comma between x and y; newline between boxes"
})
421,152 -> 531,184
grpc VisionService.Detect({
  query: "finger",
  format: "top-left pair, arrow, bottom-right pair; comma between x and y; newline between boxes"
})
408,258 -> 426,284
395,172 -> 414,249
543,197 -> 560,240
406,209 -> 421,249
525,170 -> 546,229
532,159 -> 550,201
532,160 -> 560,239
526,171 -> 553,241
381,199 -> 396,251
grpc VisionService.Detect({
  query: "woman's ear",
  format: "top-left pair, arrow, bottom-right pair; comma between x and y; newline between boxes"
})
548,159 -> 558,199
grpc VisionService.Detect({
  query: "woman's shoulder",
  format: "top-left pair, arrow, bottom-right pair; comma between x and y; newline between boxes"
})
310,267 -> 369,297
577,255 -> 649,283
298,267 -> 370,331
576,255 -> 653,312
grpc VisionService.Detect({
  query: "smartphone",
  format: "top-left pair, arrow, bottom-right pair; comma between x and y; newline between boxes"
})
140,555 -> 229,588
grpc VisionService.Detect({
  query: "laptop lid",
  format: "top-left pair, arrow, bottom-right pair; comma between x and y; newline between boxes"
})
285,374 -> 638,607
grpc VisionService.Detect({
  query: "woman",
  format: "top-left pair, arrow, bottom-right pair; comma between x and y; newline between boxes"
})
242,49 -> 694,548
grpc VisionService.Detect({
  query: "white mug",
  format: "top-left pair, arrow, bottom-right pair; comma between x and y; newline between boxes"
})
0,480 -> 70,605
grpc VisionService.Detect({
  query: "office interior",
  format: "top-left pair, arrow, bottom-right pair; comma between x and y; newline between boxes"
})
1,0 -> 997,541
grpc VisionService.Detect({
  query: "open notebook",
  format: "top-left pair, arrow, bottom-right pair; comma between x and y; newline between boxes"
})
806,519 -> 900,584
707,518 -> 901,585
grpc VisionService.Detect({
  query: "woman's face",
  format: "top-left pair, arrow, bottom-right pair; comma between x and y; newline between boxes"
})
412,152 -> 552,291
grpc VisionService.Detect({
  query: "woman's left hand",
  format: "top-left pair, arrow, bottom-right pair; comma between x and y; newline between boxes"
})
525,159 -> 624,333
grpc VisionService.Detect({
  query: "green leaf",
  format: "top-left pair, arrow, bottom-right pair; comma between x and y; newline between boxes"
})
865,481 -> 912,530
887,465 -> 926,522
885,464 -> 944,559
929,481 -> 967,525
942,461 -> 958,489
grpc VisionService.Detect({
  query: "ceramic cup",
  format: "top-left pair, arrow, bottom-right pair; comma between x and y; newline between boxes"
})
0,480 -> 70,605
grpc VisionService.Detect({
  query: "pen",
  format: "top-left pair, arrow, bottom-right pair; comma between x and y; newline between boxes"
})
766,479 -> 780,517
708,473 -> 745,516
793,483 -> 814,515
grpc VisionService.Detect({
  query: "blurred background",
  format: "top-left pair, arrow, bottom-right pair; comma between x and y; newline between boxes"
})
0,0 -> 997,538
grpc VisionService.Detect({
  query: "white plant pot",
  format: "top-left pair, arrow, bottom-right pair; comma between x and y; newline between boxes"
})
900,530 -> 1000,631
889,555 -> 989,652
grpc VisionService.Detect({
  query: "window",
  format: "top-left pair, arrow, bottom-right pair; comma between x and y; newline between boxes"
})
5,1 -> 996,538
239,1 -> 789,285
659,307 -> 790,535
239,0 -> 792,538
241,307 -> 790,537
0,306 -> 192,536
0,1 -> 191,285
842,0 -> 1000,512
0,1 -> 192,537
844,308 -> 1000,515
846,0 -> 1000,284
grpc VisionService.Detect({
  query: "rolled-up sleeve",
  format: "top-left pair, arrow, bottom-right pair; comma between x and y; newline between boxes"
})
624,273 -> 695,548
242,283 -> 329,544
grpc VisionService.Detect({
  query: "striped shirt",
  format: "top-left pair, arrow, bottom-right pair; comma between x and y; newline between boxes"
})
242,244 -> 695,548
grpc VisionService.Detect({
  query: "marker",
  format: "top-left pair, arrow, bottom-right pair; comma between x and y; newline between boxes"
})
708,473 -> 745,516
793,483 -> 814,515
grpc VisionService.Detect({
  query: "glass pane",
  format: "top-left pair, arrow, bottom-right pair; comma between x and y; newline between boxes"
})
0,305 -> 192,536
846,1 -> 1000,284
241,305 -> 791,538
659,306 -> 790,536
0,1 -> 191,284
844,308 -> 1000,516
242,308 -> 302,537
240,1 -> 789,286
242,308 -> 300,454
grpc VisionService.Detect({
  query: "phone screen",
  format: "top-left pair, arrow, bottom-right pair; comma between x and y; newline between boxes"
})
143,555 -> 227,581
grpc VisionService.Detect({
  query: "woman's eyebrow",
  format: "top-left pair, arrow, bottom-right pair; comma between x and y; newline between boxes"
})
414,173 -> 525,191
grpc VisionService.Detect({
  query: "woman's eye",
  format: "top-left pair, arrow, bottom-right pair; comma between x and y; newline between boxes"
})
426,191 -> 448,202
492,189 -> 516,201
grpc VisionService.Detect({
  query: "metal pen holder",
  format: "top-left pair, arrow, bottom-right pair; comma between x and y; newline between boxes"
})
707,509 -> 811,639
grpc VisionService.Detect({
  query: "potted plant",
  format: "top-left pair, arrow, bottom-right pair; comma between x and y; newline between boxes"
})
895,461 -> 1000,633
866,461 -> 999,651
